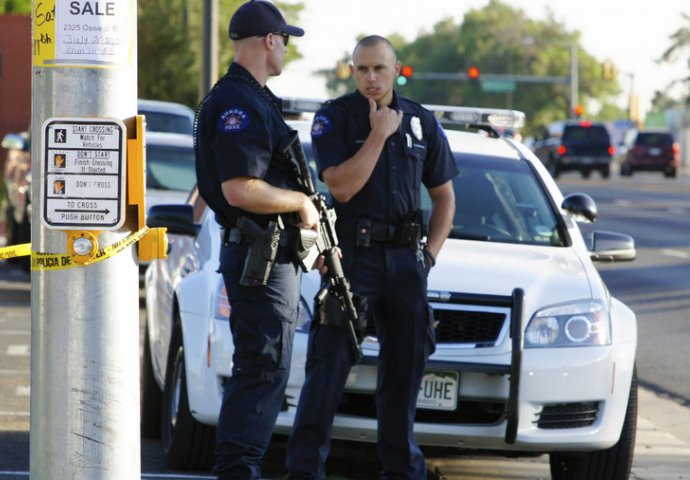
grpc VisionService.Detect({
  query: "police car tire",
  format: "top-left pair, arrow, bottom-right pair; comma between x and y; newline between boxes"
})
549,368 -> 637,480
161,325 -> 216,471
140,327 -> 162,439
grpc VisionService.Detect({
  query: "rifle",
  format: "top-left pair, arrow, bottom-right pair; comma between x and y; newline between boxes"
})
280,130 -> 363,363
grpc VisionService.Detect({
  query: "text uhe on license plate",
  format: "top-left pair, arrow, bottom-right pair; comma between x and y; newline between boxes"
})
417,371 -> 459,411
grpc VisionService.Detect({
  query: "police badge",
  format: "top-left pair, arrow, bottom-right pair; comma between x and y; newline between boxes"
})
411,116 -> 423,141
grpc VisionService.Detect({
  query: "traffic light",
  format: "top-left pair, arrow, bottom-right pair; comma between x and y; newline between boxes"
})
467,66 -> 480,81
602,59 -> 616,80
335,60 -> 350,80
397,65 -> 414,86
574,104 -> 585,117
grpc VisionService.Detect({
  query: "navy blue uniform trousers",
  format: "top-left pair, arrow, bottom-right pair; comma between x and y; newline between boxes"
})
286,243 -> 434,479
215,243 -> 301,479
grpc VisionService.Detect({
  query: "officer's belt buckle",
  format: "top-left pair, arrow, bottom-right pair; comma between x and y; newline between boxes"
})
369,221 -> 397,242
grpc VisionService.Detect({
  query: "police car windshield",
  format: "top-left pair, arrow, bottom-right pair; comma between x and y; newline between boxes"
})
422,153 -> 565,246
147,143 -> 196,192
142,112 -> 194,135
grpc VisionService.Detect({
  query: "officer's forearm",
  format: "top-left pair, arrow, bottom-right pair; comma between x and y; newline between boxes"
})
222,176 -> 309,215
322,129 -> 389,202
426,181 -> 455,257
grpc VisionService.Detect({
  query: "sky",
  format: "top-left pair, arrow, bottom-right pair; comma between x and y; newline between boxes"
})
267,0 -> 689,119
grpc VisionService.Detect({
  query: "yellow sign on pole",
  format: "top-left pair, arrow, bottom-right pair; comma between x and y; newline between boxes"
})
33,0 -> 56,67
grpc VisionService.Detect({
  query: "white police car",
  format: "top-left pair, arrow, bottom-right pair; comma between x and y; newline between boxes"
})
142,108 -> 637,479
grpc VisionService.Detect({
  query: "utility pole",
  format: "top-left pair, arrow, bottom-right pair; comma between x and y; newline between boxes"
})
569,44 -> 579,119
30,2 -> 140,478
201,0 -> 219,99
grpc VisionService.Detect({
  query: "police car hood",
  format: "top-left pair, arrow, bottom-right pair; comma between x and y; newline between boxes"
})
428,239 -> 593,304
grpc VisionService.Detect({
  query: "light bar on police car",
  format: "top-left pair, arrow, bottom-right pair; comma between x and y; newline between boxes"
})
425,104 -> 525,129
282,97 -> 326,114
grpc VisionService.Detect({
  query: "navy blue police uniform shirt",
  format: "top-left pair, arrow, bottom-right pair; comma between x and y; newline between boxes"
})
195,63 -> 299,229
311,90 -> 458,225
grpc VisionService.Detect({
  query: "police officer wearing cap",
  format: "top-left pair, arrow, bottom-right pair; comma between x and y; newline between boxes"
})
286,35 -> 458,479
194,2 -> 316,479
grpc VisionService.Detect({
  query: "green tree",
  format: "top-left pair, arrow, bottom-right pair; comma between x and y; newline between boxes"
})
138,0 -> 304,108
138,0 -> 198,107
0,0 -> 31,14
656,12 -> 690,108
323,0 -> 621,135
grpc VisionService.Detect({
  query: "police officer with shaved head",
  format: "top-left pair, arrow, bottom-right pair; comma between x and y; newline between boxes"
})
286,35 -> 458,479
194,2 -> 317,479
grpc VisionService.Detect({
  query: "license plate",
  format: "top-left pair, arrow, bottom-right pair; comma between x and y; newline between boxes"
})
416,371 -> 459,411
649,147 -> 661,156
581,156 -> 594,164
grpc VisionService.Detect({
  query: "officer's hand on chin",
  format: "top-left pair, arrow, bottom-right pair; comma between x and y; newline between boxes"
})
368,97 -> 403,138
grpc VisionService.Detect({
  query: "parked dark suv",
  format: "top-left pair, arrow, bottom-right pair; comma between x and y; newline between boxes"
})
533,121 -> 614,179
619,129 -> 679,178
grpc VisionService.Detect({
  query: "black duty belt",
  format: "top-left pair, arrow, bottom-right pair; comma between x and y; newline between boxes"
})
355,218 -> 422,248
369,221 -> 398,242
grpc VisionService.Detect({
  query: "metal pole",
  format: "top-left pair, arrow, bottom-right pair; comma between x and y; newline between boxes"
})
201,0 -> 219,99
30,2 -> 140,478
569,44 -> 579,119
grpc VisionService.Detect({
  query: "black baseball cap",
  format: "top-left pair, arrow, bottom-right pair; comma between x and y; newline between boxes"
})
229,1 -> 304,40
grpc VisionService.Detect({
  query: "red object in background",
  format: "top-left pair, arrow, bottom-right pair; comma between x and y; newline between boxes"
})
400,65 -> 414,78
0,14 -> 32,164
468,66 -> 480,79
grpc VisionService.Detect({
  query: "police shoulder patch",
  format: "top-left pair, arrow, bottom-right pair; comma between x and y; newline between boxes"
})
218,107 -> 250,133
311,114 -> 332,137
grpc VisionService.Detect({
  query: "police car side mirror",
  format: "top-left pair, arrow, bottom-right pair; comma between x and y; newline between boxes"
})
561,193 -> 597,223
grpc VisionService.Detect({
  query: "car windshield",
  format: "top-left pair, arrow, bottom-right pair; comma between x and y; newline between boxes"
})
147,143 -> 196,192
423,153 -> 565,246
562,125 -> 609,146
143,112 -> 193,135
636,132 -> 673,147
302,142 -> 329,196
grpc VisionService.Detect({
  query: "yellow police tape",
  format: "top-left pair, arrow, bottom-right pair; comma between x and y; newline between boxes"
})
0,227 -> 149,270
0,242 -> 32,260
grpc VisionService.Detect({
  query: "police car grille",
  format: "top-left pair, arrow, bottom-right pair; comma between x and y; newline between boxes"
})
434,309 -> 505,344
337,392 -> 504,425
535,402 -> 600,429
363,310 -> 505,345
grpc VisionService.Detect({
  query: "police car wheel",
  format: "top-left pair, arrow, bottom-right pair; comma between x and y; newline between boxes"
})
161,323 -> 215,471
549,368 -> 637,480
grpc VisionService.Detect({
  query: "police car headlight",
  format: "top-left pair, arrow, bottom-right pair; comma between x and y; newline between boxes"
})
525,300 -> 611,348
296,295 -> 313,332
214,280 -> 231,321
